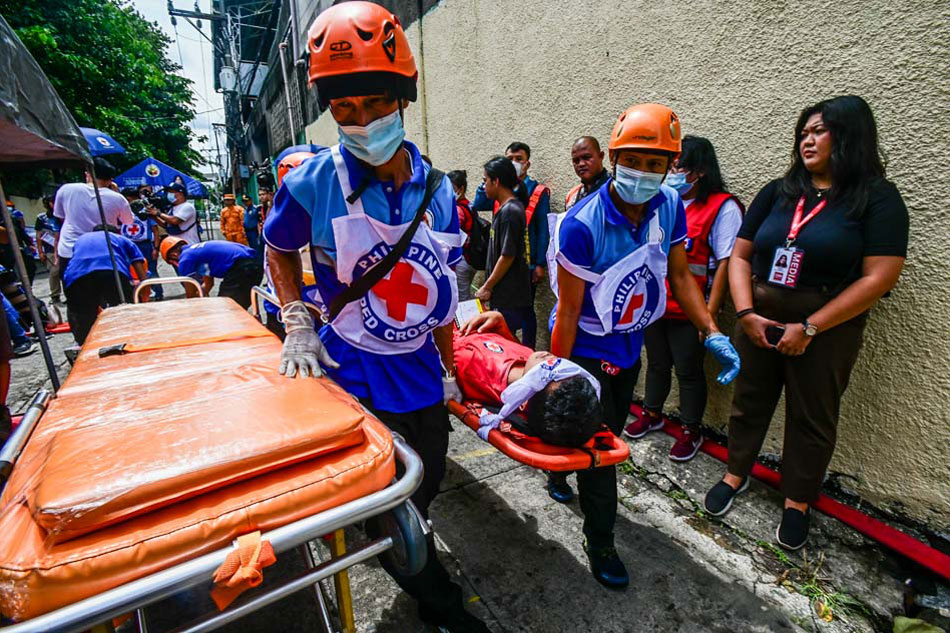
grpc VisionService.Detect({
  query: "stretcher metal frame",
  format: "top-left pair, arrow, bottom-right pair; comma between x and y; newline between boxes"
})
249,285 -> 326,324
0,423 -> 426,633
134,276 -> 205,303
1,291 -> 432,633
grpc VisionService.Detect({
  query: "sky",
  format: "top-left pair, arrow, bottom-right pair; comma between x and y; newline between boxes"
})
132,0 -> 225,179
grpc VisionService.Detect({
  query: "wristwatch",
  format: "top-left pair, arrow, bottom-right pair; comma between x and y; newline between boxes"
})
802,319 -> 818,337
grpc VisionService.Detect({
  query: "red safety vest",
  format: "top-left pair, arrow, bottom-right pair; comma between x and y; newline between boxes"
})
564,184 -> 583,210
664,192 -> 743,320
492,183 -> 549,226
493,183 -> 549,263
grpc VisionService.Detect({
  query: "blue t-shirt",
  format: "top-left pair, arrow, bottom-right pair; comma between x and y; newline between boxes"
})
34,213 -> 62,253
263,141 -> 462,414
551,181 -> 687,367
177,240 -> 255,279
64,231 -> 143,288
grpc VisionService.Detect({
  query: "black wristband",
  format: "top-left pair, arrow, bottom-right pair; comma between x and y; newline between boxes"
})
735,308 -> 755,320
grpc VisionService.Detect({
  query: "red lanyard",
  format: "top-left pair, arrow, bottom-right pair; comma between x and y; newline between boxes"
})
786,195 -> 827,246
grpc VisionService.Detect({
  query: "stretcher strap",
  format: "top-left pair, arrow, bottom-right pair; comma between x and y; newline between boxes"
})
98,329 -> 273,357
210,531 -> 277,610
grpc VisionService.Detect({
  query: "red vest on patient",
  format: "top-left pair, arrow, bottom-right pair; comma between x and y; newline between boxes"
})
453,331 -> 532,405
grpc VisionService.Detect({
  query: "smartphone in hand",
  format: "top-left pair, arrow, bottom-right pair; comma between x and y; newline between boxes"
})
765,325 -> 786,347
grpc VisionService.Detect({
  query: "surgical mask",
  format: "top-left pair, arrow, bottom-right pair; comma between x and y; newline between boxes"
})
665,172 -> 694,195
337,110 -> 405,166
613,165 -> 665,204
511,160 -> 525,178
166,192 -> 177,203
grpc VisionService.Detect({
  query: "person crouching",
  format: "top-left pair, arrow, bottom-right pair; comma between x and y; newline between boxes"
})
160,237 -> 263,309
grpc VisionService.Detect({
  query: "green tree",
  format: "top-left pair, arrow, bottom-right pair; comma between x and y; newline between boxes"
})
1,0 -> 203,177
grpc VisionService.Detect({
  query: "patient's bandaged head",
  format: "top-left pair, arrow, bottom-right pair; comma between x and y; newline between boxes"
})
478,358 -> 602,445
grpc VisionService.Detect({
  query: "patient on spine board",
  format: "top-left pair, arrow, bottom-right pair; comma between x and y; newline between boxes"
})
453,310 -> 602,447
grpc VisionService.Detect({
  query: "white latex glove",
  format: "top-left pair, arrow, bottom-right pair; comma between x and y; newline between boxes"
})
279,301 -> 339,378
443,375 -> 463,404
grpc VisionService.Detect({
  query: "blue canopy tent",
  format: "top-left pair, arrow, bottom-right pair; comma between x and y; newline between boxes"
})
115,157 -> 208,198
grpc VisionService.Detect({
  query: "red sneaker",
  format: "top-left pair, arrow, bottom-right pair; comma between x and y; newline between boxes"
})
623,409 -> 664,439
669,426 -> 703,462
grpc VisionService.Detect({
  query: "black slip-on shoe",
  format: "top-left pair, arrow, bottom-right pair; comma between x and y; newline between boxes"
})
703,477 -> 750,517
776,507 -> 810,551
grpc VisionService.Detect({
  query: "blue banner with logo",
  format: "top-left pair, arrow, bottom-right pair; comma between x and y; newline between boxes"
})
114,157 -> 208,198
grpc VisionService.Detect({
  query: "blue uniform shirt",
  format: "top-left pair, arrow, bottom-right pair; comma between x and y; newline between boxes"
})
177,240 -> 255,279
551,181 -> 687,367
64,231 -> 143,288
472,175 -> 550,268
263,141 -> 461,414
243,204 -> 261,232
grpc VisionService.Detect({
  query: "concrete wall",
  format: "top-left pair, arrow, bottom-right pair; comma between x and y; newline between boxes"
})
305,0 -> 950,528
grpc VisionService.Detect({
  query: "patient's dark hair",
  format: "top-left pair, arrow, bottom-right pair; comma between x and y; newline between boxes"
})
525,376 -> 602,447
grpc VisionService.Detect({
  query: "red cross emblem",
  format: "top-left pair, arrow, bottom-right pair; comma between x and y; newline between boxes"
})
372,262 -> 429,321
127,223 -> 142,237
617,292 -> 645,326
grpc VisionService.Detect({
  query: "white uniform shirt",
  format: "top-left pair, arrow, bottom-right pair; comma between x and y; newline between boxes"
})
53,183 -> 133,258
171,201 -> 200,244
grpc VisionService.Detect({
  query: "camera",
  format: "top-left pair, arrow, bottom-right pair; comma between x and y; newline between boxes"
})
143,194 -> 173,215
129,199 -> 150,221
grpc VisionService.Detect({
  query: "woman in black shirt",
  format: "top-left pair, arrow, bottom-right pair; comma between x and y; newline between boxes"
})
703,96 -> 909,550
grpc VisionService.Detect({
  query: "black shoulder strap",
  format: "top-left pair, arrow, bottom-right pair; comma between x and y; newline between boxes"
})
328,168 -> 445,321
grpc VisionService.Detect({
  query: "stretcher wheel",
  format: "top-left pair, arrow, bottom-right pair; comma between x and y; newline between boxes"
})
366,501 -> 427,576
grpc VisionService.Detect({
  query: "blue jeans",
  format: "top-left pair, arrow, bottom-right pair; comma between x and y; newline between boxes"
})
2,294 -> 29,347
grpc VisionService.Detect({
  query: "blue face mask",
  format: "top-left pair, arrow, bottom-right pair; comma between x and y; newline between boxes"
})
613,165 -> 665,204
166,192 -> 177,203
337,110 -> 406,166
665,172 -> 694,195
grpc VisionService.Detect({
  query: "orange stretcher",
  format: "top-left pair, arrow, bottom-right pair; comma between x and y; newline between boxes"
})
447,400 -> 630,471
0,297 -> 428,633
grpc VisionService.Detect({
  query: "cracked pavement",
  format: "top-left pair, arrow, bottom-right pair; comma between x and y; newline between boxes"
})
7,262 -> 922,633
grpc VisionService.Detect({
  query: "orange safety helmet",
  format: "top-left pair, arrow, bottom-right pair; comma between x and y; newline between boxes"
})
277,151 -> 317,187
159,236 -> 186,263
608,104 -> 682,156
307,1 -> 417,108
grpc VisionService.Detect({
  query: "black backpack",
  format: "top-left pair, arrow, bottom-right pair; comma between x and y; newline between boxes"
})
464,208 -> 490,270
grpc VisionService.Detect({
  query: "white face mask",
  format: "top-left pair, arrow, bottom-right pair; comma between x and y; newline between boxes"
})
665,171 -> 694,195
613,165 -> 665,204
337,110 -> 406,166
511,160 -> 525,178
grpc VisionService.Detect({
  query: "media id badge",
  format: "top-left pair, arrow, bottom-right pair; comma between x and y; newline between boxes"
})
768,247 -> 804,288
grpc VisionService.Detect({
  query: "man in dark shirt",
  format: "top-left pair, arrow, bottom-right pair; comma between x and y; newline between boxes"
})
472,142 -> 550,348
565,136 -> 611,210
477,196 -> 532,342
35,194 -> 63,303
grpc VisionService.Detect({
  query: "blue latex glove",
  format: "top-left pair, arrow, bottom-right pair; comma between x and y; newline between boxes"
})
704,333 -> 741,385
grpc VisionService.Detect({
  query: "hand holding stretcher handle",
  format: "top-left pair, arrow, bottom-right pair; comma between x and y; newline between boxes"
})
279,301 -> 339,378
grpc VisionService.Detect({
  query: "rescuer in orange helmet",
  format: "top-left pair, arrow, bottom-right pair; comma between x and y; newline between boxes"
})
547,103 -> 741,589
261,4 -> 480,630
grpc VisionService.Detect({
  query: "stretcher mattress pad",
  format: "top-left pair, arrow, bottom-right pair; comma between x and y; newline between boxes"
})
0,299 -> 397,621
